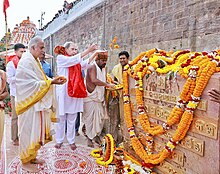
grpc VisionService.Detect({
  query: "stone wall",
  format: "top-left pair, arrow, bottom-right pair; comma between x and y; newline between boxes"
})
44,0 -> 220,72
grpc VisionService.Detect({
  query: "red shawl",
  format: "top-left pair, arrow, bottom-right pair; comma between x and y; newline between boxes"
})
54,46 -> 87,98
12,56 -> 20,69
7,55 -> 20,69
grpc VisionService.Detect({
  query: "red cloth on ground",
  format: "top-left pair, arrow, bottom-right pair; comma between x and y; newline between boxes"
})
54,46 -> 87,98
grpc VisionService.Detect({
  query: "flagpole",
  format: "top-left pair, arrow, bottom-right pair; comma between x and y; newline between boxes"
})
5,14 -> 8,56
3,0 -> 10,58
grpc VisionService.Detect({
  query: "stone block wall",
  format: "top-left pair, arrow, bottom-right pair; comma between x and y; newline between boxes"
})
44,0 -> 220,71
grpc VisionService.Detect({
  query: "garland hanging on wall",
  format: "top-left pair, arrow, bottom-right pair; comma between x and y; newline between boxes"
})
123,49 -> 220,165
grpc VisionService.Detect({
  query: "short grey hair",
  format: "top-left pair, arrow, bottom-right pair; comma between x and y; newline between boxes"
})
28,36 -> 43,50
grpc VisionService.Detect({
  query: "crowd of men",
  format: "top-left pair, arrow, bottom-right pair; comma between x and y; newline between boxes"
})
0,36 -> 129,172
41,0 -> 81,31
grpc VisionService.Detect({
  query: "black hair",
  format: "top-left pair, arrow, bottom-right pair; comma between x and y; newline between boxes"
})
14,43 -> 25,51
118,51 -> 129,59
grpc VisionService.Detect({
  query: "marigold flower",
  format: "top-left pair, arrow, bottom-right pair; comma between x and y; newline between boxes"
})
112,38 -> 117,43
114,44 -> 120,49
79,161 -> 87,168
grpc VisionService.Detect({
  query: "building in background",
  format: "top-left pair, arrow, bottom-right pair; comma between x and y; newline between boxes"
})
0,16 -> 37,53
10,17 -> 36,46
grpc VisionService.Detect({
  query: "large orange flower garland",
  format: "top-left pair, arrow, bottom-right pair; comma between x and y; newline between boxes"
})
123,49 -> 220,165
128,56 -> 201,135
126,48 -> 157,79
173,61 -> 217,141
128,51 -> 215,133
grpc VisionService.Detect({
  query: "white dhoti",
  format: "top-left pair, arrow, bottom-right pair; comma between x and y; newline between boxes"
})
83,62 -> 106,140
15,52 -> 57,164
18,109 -> 53,162
83,100 -> 105,140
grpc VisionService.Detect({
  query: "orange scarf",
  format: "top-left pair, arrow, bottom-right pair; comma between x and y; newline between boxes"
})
54,46 -> 87,98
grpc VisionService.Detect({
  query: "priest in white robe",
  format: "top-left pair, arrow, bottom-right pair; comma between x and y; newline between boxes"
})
16,36 -> 66,172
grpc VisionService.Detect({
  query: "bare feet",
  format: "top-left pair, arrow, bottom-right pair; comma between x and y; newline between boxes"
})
12,139 -> 19,146
87,139 -> 94,148
70,143 -> 77,150
55,142 -> 63,149
30,158 -> 45,165
21,162 -> 40,172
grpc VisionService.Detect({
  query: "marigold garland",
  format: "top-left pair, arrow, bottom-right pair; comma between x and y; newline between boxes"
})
89,49 -> 220,171
90,134 -> 115,166
122,49 -> 220,165
91,149 -> 101,158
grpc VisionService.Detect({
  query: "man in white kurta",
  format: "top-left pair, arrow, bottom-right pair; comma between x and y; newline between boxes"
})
16,36 -> 66,172
6,43 -> 26,146
83,52 -> 114,147
55,42 -> 99,150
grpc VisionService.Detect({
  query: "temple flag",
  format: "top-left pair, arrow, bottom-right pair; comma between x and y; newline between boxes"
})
3,0 -> 10,19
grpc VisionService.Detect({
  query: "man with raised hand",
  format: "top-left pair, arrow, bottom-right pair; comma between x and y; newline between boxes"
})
83,51 -> 114,147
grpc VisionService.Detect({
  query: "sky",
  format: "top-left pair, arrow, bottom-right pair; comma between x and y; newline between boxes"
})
0,0 -> 72,39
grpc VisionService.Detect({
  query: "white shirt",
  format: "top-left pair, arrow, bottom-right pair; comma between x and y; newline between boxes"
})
6,61 -> 16,97
56,53 -> 90,115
